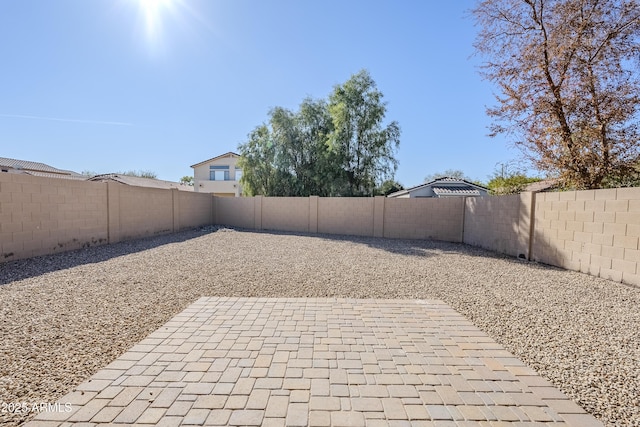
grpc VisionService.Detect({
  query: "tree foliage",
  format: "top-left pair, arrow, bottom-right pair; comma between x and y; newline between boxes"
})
117,170 -> 158,179
487,173 -> 542,195
238,70 -> 400,197
473,0 -> 640,189
376,179 -> 404,196
328,70 -> 401,195
424,169 -> 471,182
180,176 -> 194,186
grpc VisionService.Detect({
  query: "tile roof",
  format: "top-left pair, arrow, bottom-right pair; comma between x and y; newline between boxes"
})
432,185 -> 483,196
89,173 -> 194,191
22,171 -> 87,180
0,156 -> 76,174
387,177 -> 488,198
0,156 -> 86,179
524,178 -> 559,193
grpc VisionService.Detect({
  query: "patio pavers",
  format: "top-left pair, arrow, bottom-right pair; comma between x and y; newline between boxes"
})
25,297 -> 603,426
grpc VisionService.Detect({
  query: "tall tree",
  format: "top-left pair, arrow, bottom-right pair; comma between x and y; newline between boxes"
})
473,0 -> 640,189
238,70 -> 401,197
328,70 -> 401,196
237,124 -> 296,196
238,100 -> 335,197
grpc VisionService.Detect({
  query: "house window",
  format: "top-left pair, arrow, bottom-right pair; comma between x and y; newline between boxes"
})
209,166 -> 230,181
235,169 -> 243,181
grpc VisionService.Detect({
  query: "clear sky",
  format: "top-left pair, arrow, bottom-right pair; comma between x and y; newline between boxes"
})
0,0 -> 526,187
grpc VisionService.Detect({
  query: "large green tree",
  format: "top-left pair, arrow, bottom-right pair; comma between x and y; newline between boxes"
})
328,70 -> 401,196
238,98 -> 337,197
237,124 -> 296,196
473,0 -> 640,189
238,70 -> 400,196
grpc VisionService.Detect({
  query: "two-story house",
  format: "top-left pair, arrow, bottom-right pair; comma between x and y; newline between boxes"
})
190,152 -> 242,196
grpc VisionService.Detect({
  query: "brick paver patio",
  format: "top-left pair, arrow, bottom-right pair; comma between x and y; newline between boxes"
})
26,297 -> 603,426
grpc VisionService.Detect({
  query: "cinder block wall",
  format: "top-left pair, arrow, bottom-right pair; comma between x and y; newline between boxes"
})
214,197 -> 255,229
263,197 -> 310,233
463,193 -> 532,258
214,196 -> 465,242
3,172 -> 639,287
177,191 -> 214,231
115,185 -> 174,242
385,197 -> 464,242
0,173 -> 215,262
318,198 -> 375,236
0,173 -> 109,261
532,188 -> 640,286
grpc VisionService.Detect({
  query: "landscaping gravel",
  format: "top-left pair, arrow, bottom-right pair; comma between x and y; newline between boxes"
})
0,227 -> 638,426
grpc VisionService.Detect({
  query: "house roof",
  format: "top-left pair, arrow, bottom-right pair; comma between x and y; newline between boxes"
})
388,177 -> 488,198
0,156 -> 86,179
432,185 -> 484,197
88,174 -> 194,191
22,171 -> 87,180
190,152 -> 240,168
524,178 -> 559,193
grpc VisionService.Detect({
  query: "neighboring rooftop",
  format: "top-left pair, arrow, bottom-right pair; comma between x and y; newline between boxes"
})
0,156 -> 86,180
525,178 -> 560,193
88,173 -> 193,191
388,177 -> 489,198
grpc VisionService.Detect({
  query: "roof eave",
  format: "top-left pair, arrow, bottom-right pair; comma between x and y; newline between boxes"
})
190,152 -> 241,168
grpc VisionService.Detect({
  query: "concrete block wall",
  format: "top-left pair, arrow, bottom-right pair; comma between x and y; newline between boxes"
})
384,197 -> 464,242
532,188 -> 640,286
0,173 -> 215,262
176,191 -> 214,231
3,171 -> 639,287
0,173 -> 108,261
262,197 -> 311,233
214,196 -> 255,229
463,193 -> 532,258
318,198 -> 375,236
213,196 -> 464,242
115,185 -> 174,242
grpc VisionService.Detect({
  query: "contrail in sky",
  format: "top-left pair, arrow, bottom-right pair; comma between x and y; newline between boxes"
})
0,113 -> 133,126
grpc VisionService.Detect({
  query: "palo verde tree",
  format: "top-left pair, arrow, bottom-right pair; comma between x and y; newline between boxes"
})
473,0 -> 640,189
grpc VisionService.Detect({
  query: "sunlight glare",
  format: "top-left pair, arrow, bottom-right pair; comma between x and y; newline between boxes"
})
136,0 -> 174,45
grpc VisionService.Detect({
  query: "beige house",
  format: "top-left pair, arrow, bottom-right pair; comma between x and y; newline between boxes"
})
191,152 -> 242,196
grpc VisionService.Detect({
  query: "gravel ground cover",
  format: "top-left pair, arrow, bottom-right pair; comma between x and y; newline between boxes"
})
0,227 -> 638,426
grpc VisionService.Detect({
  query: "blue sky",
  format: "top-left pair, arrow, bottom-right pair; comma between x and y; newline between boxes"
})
0,0 -> 527,186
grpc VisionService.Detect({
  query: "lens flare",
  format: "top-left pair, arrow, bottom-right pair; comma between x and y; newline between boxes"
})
136,0 -> 174,45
